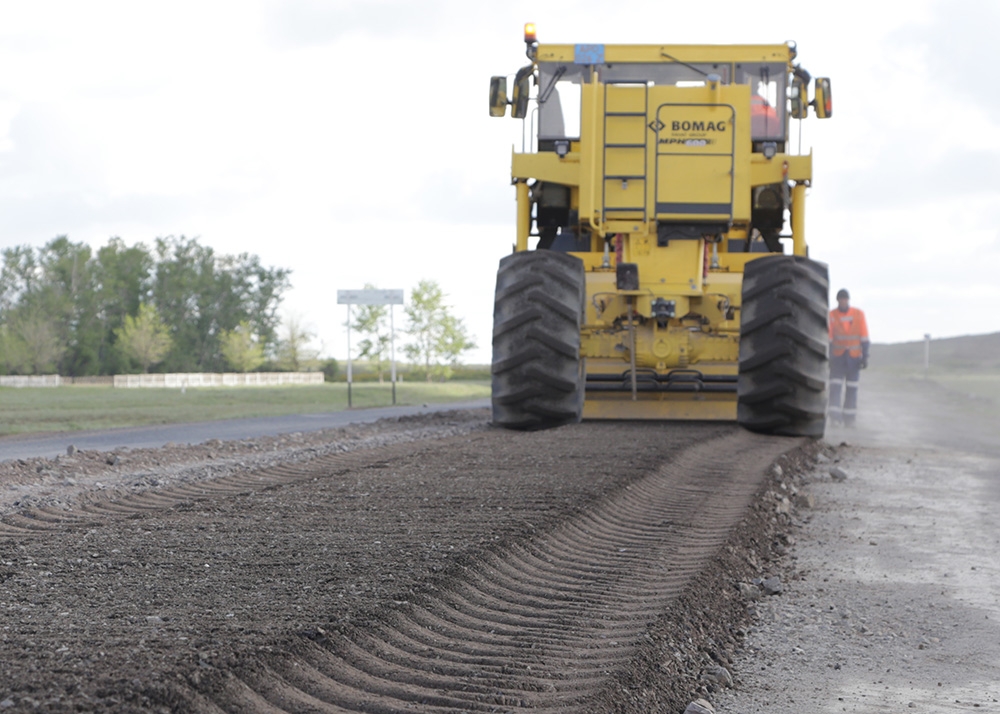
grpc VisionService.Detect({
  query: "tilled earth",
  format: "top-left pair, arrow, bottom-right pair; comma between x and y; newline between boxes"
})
0,410 -> 819,713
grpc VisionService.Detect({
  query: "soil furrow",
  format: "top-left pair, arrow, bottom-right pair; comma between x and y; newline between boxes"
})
0,414 -> 803,713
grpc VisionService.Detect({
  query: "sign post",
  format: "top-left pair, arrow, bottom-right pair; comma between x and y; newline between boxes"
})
336,289 -> 405,407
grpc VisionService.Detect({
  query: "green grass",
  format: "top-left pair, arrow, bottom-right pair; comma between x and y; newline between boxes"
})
870,332 -> 1000,372
868,366 -> 1000,421
926,372 -> 1000,405
0,381 -> 490,436
869,332 -> 1000,411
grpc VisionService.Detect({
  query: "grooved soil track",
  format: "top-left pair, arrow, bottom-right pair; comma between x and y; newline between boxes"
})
0,416 -> 802,713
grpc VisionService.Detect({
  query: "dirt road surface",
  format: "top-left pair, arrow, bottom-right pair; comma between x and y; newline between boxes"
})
716,370 -> 1000,712
2,369 -> 993,713
1,407 -> 812,713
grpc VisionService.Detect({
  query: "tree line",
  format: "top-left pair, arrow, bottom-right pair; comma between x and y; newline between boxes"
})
0,235 -> 291,376
0,236 -> 477,378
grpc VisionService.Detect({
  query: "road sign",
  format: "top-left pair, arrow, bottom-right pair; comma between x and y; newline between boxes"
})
337,289 -> 404,306
339,288 -> 405,407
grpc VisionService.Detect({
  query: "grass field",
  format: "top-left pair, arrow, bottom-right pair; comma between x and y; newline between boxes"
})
868,332 -> 1000,417
0,381 -> 490,436
870,332 -> 1000,372
927,372 -> 1000,405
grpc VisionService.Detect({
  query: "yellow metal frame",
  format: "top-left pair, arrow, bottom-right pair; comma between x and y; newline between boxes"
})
583,394 -> 737,421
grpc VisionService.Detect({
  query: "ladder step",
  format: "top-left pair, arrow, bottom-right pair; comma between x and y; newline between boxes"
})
605,112 -> 647,117
605,143 -> 646,148
604,175 -> 646,180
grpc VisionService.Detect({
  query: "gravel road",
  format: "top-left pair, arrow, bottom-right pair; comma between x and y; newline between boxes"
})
0,404 -> 813,713
5,371 -> 986,713
715,371 -> 1000,712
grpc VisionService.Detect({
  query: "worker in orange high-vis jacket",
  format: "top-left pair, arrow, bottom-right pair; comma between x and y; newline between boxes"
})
828,288 -> 870,426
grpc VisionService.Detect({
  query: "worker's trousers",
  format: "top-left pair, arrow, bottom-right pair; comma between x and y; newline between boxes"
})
828,352 -> 862,425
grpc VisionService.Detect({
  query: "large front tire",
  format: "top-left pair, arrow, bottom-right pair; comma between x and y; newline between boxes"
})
491,251 -> 585,430
737,255 -> 829,437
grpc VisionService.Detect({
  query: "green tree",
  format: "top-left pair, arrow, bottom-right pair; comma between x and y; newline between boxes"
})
321,357 -> 339,382
36,236 -> 98,376
151,236 -> 291,372
1,311 -> 65,374
275,315 -> 320,371
220,321 -> 266,372
436,313 -> 477,379
403,280 -> 476,381
0,245 -> 40,313
93,238 -> 154,374
350,283 -> 392,383
115,304 -> 173,373
0,235 -> 290,377
1,238 -> 94,375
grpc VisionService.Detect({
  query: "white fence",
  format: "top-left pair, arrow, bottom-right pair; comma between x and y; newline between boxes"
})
0,373 -> 324,389
113,372 -> 324,388
0,374 -> 62,387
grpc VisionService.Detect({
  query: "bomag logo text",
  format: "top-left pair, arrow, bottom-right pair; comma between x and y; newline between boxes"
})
671,120 -> 726,132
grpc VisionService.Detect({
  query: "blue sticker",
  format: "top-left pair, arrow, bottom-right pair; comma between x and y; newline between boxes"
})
575,44 -> 605,65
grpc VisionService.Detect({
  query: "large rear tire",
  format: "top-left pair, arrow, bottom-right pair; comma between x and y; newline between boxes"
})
491,250 -> 585,430
737,255 -> 829,437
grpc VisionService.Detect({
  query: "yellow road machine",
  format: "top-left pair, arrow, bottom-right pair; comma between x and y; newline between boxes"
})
488,26 -> 833,437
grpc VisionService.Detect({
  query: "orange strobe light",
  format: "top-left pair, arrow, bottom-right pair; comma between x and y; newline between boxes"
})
524,23 -> 537,43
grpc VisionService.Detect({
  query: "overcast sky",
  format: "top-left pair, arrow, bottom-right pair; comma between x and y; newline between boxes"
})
2,0 -> 998,363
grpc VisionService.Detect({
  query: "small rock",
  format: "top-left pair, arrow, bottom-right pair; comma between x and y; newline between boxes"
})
771,464 -> 783,478
816,452 -> 830,464
146,615 -> 164,624
0,698 -> 15,709
776,496 -> 792,515
761,576 -> 783,596
66,444 -> 77,456
684,699 -> 715,714
704,664 -> 733,688
830,466 -> 849,482
793,492 -> 816,509
738,582 -> 762,600
106,455 -> 120,466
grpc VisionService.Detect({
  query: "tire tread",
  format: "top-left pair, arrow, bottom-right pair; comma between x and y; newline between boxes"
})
738,255 -> 829,437
492,251 -> 585,430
